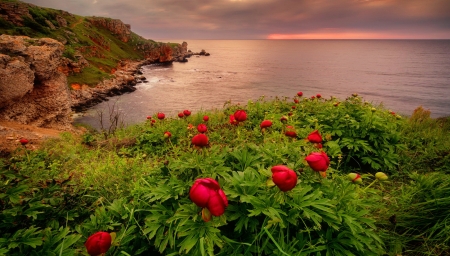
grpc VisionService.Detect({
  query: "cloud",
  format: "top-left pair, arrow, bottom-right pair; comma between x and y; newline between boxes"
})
21,0 -> 450,39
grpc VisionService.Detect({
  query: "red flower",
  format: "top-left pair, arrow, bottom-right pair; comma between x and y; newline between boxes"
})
316,94 -> 322,98
280,116 -> 288,123
314,143 -> 323,149
292,106 -> 296,109
285,126 -> 297,138
178,112 -> 184,118
288,112 -> 293,116
146,116 -> 152,120
260,120 -> 272,129
192,134 -> 209,147
311,96 -> 316,99
203,115 -> 209,122
164,131 -> 171,138
307,130 -> 322,143
294,99 -> 299,104
183,110 -> 191,116
234,110 -> 247,122
229,115 -> 238,125
190,178 -> 228,218
157,112 -> 165,120
297,91 -> 303,97
19,138 -> 29,145
85,232 -> 112,256
305,152 -> 330,172
271,165 -> 298,192
197,124 -> 207,133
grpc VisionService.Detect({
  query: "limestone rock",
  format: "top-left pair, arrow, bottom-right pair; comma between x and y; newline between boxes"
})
0,35 -> 72,130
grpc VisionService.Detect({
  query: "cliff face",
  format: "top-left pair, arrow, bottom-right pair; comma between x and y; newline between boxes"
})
86,17 -> 132,43
0,35 -> 72,130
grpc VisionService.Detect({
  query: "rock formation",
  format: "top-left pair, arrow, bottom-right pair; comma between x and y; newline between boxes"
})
86,17 -> 132,43
0,35 -> 72,130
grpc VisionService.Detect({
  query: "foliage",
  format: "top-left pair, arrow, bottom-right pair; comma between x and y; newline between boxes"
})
1,94 -> 449,255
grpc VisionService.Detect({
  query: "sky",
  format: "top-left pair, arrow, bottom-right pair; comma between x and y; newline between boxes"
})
21,0 -> 450,40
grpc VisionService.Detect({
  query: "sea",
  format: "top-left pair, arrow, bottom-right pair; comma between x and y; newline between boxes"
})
74,40 -> 450,129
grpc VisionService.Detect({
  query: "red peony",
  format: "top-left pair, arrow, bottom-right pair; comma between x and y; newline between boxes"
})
190,178 -> 228,218
229,114 -> 238,125
234,110 -> 247,122
203,115 -> 209,122
197,124 -> 207,133
183,110 -> 191,116
297,91 -> 303,97
157,112 -> 165,120
294,99 -> 299,104
178,112 -> 184,118
19,138 -> 29,145
305,152 -> 330,172
85,231 -> 112,256
316,94 -> 322,98
260,120 -> 272,129
192,134 -> 209,147
271,165 -> 298,192
146,116 -> 152,120
307,130 -> 322,143
285,126 -> 297,138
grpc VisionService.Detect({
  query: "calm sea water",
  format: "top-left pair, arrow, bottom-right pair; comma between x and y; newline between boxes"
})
74,40 -> 450,128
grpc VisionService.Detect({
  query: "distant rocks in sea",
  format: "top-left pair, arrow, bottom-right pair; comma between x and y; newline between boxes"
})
174,48 -> 210,63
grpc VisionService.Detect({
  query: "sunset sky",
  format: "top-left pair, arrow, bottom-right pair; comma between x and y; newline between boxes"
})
21,0 -> 450,40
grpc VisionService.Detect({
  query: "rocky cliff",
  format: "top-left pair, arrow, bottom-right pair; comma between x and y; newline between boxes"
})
0,35 -> 72,130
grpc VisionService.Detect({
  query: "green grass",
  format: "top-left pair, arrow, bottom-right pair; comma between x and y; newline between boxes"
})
0,0 -> 172,87
1,94 -> 449,255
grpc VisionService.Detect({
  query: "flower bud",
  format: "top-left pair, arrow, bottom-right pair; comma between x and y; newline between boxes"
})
375,172 -> 388,181
347,173 -> 362,184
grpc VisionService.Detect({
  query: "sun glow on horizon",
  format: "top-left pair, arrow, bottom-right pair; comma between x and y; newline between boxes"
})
267,31 -> 450,40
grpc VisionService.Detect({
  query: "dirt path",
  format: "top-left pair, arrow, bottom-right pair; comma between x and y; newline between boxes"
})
0,120 -> 65,157
70,17 -> 84,28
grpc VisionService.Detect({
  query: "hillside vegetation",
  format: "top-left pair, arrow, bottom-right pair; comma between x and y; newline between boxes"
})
0,0 -> 176,86
1,93 -> 450,255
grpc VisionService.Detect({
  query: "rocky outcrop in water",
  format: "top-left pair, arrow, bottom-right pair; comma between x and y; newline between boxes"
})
0,35 -> 72,129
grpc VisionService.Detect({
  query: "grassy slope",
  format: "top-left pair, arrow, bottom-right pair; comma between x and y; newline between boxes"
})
0,0 -> 158,86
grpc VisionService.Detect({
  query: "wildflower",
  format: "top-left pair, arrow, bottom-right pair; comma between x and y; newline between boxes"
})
190,178 -> 228,220
197,124 -> 207,133
229,115 -> 238,125
192,134 -> 208,147
203,115 -> 209,122
164,131 -> 171,138
234,110 -> 247,122
260,120 -> 273,129
85,232 -> 112,256
178,112 -> 184,118
19,138 -> 29,145
297,91 -> 303,97
305,152 -> 330,172
157,112 -> 165,120
285,126 -> 297,138
183,110 -> 191,116
271,165 -> 298,192
307,130 -> 322,143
